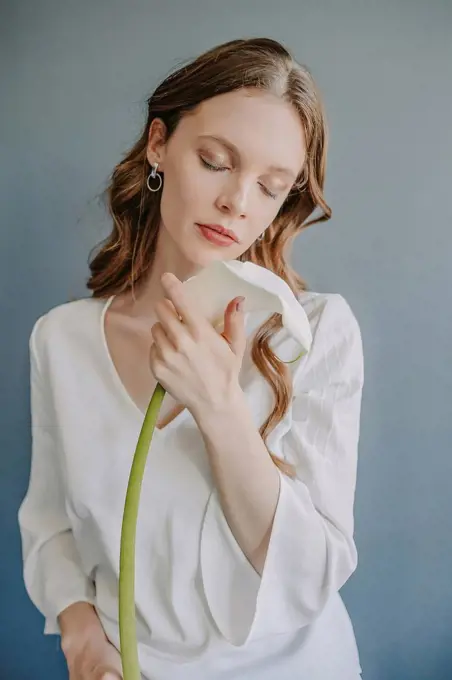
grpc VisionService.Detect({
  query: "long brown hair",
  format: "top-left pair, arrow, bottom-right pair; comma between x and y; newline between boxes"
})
87,37 -> 331,477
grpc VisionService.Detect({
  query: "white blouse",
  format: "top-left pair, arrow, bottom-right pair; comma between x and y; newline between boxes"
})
18,289 -> 364,680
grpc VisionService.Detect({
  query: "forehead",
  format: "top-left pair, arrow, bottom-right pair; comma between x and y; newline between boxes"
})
182,89 -> 306,176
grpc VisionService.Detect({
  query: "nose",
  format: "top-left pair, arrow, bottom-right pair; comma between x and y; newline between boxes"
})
215,175 -> 250,219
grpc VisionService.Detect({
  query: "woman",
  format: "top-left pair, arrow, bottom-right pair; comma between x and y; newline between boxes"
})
18,37 -> 364,679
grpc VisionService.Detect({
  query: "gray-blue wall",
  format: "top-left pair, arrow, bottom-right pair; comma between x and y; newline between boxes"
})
2,2 -> 451,678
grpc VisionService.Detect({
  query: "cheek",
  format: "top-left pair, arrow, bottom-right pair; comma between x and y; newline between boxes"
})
248,200 -> 281,238
258,200 -> 279,221
160,158 -> 214,229
160,164 -> 188,228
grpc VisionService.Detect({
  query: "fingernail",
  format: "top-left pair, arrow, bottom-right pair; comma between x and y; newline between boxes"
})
235,296 -> 245,312
161,272 -> 175,285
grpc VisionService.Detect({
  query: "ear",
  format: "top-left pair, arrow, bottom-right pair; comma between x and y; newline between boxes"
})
146,118 -> 168,169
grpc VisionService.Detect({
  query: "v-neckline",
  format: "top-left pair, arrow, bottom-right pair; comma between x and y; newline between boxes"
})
99,295 -> 189,432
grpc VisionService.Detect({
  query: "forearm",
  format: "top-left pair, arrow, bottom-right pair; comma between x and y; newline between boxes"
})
193,385 -> 281,574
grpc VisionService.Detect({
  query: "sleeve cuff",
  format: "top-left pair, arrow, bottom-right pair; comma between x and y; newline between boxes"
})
23,531 -> 96,636
200,485 -> 261,645
43,593 -> 96,636
200,471 -> 329,646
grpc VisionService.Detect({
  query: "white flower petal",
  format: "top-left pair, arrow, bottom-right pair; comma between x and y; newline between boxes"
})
183,260 -> 312,353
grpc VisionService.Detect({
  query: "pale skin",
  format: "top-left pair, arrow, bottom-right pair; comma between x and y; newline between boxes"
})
59,88 -> 306,679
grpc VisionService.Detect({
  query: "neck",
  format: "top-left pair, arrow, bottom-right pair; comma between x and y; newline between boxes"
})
120,223 -> 203,321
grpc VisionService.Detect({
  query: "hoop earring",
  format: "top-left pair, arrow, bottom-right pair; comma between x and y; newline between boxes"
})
146,162 -> 163,192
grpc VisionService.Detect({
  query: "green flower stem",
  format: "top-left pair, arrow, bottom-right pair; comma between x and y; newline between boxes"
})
119,382 -> 166,680
282,349 -> 306,364
117,343 -> 305,677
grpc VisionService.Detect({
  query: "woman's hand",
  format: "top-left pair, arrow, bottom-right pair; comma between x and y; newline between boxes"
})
62,627 -> 123,680
59,603 -> 123,680
149,272 -> 246,418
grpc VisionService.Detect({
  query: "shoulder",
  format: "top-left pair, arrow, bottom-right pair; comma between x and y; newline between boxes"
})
297,290 -> 361,339
29,296 -> 107,362
293,290 -> 364,388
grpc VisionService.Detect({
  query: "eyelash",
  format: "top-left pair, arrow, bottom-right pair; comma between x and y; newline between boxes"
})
199,156 -> 278,200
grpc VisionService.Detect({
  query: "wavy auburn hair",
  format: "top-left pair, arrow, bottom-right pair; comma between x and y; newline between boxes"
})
87,37 -> 331,477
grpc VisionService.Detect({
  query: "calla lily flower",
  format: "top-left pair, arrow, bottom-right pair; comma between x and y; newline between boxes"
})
118,259 -> 313,680
182,259 -> 313,353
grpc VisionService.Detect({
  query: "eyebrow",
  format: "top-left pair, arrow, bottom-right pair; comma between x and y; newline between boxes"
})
198,134 -> 297,180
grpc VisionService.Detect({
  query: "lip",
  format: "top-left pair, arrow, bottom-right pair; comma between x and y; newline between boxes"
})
196,223 -> 239,243
196,224 -> 236,247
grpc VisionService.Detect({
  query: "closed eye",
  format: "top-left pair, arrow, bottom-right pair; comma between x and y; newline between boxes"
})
259,184 -> 278,200
200,155 -> 279,200
200,156 -> 227,172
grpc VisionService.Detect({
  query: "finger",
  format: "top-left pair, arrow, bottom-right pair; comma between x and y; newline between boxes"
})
154,297 -> 187,349
99,643 -> 124,679
222,297 -> 247,357
156,402 -> 186,430
149,335 -> 169,383
150,320 -> 177,355
160,272 -> 208,337
97,667 -> 123,680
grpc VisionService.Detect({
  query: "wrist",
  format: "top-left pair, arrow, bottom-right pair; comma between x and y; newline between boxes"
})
192,381 -> 247,430
59,602 -> 105,652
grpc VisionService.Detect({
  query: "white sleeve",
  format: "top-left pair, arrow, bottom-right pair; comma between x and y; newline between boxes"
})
18,315 -> 96,635
200,294 -> 364,645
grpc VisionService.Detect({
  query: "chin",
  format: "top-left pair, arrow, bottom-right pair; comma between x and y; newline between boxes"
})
184,239 -> 234,264
189,249 -> 223,268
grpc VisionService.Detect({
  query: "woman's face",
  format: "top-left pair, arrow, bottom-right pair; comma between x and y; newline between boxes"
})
147,88 -> 306,267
